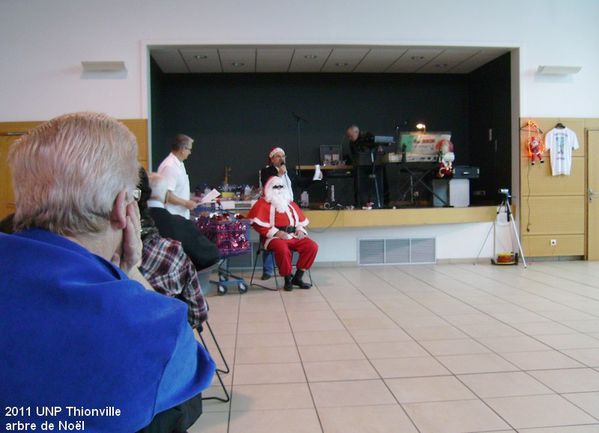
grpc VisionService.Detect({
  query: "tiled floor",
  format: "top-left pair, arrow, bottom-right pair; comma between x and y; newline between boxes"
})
189,262 -> 599,433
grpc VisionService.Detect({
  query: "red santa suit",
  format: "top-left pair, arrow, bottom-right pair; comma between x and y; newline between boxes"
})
248,178 -> 318,277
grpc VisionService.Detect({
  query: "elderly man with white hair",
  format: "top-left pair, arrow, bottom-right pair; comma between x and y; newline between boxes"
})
0,113 -> 214,433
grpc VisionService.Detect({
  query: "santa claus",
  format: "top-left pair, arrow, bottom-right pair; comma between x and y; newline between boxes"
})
248,175 -> 318,291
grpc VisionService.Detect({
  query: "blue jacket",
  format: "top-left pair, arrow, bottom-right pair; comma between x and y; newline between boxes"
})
0,229 -> 215,432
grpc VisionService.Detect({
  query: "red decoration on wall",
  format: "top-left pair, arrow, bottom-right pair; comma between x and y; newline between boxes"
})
522,120 -> 544,165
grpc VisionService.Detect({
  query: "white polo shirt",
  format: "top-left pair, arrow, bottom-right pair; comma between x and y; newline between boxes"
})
157,152 -> 191,219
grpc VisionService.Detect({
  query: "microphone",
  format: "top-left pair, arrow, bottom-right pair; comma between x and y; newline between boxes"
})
292,112 -> 308,123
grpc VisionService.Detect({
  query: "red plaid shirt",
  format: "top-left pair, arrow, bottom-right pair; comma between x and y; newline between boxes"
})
140,232 -> 207,327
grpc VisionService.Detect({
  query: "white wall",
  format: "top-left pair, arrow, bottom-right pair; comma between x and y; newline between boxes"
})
1,0 -> 598,121
308,220 -> 518,263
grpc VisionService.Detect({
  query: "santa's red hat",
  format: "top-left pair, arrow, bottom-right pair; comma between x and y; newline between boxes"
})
268,147 -> 285,159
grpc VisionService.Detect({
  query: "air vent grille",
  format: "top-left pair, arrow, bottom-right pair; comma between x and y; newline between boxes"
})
359,238 -> 436,265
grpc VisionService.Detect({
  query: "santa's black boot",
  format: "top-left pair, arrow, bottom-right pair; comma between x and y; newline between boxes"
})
284,276 -> 293,291
291,270 -> 312,289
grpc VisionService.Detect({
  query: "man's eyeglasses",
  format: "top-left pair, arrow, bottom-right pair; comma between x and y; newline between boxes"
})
272,185 -> 285,189
131,188 -> 142,202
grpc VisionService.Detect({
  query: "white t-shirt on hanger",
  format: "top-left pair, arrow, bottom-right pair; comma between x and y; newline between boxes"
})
544,127 -> 579,176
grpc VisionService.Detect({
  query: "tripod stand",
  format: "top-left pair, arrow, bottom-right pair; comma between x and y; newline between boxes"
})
476,191 -> 527,268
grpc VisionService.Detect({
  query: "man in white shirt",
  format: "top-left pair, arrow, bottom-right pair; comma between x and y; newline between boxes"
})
157,134 -> 199,219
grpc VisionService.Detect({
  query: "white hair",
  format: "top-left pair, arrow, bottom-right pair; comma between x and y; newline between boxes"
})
148,173 -> 169,203
9,112 -> 139,235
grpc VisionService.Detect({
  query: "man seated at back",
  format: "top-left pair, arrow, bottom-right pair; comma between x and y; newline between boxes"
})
138,168 -> 208,328
147,171 -> 220,271
248,175 -> 318,291
0,113 -> 215,433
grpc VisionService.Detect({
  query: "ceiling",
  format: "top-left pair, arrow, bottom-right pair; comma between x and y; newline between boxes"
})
150,45 -> 510,75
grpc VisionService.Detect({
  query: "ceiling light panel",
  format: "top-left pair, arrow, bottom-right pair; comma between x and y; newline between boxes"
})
321,48 -> 369,72
180,48 -> 220,73
354,48 -> 408,73
418,48 -> 479,73
256,48 -> 294,72
387,48 -> 443,73
289,48 -> 332,72
151,49 -> 189,73
450,48 -> 507,73
219,48 -> 256,73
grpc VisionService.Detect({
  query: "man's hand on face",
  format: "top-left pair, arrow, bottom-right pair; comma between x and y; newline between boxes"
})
112,201 -> 142,273
277,164 -> 287,175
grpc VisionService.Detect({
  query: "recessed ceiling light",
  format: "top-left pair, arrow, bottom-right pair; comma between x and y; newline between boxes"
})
335,62 -> 349,67
435,63 -> 449,68
231,62 -> 245,67
304,54 -> 318,59
194,55 -> 208,60
411,56 -> 425,60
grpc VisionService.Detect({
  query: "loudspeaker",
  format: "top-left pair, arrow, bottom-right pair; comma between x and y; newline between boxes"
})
306,181 -> 327,204
327,175 -> 354,206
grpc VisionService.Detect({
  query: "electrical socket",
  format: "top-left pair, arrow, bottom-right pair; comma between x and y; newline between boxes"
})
550,239 -> 557,247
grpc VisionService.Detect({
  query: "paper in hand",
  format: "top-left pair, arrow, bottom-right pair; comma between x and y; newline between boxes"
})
200,188 -> 221,203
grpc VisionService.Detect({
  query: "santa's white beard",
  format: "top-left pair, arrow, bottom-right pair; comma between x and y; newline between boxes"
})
267,190 -> 291,213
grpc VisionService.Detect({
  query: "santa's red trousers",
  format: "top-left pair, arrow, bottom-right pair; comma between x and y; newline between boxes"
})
267,237 -> 318,277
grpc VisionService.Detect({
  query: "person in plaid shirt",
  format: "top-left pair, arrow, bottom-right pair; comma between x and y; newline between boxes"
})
138,168 -> 208,328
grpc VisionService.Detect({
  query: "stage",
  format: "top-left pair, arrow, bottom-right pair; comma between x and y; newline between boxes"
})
232,205 -> 507,268
230,205 -> 503,266
304,206 -> 497,229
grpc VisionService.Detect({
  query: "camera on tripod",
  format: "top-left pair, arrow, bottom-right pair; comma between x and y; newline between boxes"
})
475,186 -> 527,268
498,188 -> 511,198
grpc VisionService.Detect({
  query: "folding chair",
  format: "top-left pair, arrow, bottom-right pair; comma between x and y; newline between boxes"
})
249,243 -> 279,291
196,320 -> 230,403
193,273 -> 231,403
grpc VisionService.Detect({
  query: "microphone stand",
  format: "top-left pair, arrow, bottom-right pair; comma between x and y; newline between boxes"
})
292,112 -> 307,176
369,146 -> 382,209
